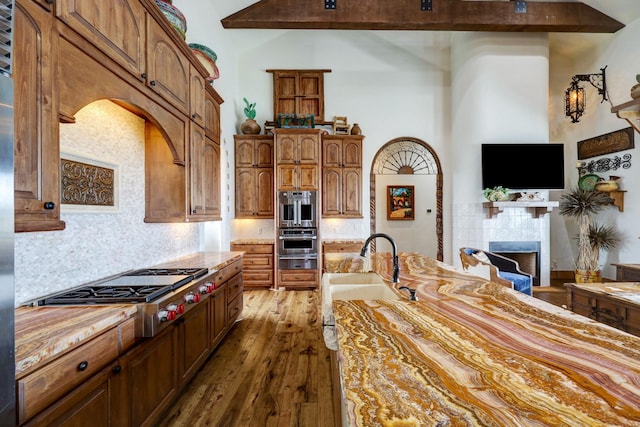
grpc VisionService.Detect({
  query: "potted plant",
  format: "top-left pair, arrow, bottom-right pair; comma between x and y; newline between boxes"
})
559,187 -> 620,282
240,97 -> 261,134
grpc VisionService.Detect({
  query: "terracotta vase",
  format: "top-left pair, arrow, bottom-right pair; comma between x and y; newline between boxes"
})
351,123 -> 362,135
574,269 -> 602,283
240,119 -> 261,135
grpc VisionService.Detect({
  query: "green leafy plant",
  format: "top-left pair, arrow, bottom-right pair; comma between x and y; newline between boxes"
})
243,98 -> 256,120
483,186 -> 510,201
559,188 -> 619,271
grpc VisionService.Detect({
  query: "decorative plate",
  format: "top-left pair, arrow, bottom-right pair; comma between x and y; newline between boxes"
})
188,43 -> 219,82
155,0 -> 187,39
578,174 -> 602,191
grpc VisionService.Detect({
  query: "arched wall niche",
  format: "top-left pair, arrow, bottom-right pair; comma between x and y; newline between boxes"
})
369,137 -> 443,261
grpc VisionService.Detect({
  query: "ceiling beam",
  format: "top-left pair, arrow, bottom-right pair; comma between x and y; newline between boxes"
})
221,1 -> 624,33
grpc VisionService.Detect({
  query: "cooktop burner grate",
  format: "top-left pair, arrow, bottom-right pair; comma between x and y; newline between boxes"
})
125,268 -> 208,279
38,284 -> 174,305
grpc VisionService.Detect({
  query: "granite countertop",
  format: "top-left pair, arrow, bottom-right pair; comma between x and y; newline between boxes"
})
230,239 -> 275,245
332,253 -> 640,426
15,305 -> 138,377
15,251 -> 243,378
566,281 -> 640,305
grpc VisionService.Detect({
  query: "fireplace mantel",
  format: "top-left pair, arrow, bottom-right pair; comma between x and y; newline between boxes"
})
482,201 -> 559,219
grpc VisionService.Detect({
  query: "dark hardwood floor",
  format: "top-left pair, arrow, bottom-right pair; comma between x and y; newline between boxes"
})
532,279 -> 569,308
161,279 -> 570,426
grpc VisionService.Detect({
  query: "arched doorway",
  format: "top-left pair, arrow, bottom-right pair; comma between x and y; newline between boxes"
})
369,137 -> 443,261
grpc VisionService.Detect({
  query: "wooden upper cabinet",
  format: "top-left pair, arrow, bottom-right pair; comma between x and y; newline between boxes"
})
234,135 -> 274,218
189,65 -> 206,127
204,84 -> 223,142
189,124 -> 221,221
56,0 -> 146,81
14,0 -> 65,232
274,129 -> 321,191
268,69 -> 330,123
145,14 -> 190,114
321,135 -> 363,218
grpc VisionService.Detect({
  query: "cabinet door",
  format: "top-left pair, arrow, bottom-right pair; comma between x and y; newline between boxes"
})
56,0 -> 146,81
342,168 -> 362,216
210,288 -> 227,348
277,164 -> 298,191
271,70 -> 327,121
322,168 -> 342,216
205,139 -> 221,218
298,164 -> 318,190
14,0 -> 65,232
120,327 -> 178,427
298,134 -> 319,164
204,86 -> 222,141
189,65 -> 206,127
235,139 -> 256,168
235,168 -> 257,217
342,139 -> 362,168
22,362 -> 122,427
190,131 -> 220,220
322,139 -> 342,168
178,302 -> 210,386
146,16 -> 190,114
275,134 -> 298,164
255,168 -> 274,216
255,139 -> 274,167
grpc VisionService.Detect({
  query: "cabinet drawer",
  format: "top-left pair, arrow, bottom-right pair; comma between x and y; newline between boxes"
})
212,259 -> 242,284
570,290 -> 593,308
227,274 -> 243,302
243,271 -> 273,283
243,256 -> 273,270
279,269 -> 318,288
323,242 -> 362,253
18,328 -> 120,424
227,293 -> 243,323
231,243 -> 273,255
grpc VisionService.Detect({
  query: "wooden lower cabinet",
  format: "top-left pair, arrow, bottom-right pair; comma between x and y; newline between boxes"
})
18,263 -> 244,426
230,242 -> 274,289
279,269 -> 318,289
22,361 -> 122,427
567,285 -> 640,337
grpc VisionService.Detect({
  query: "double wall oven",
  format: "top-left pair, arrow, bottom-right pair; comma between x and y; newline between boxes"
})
278,191 -> 318,270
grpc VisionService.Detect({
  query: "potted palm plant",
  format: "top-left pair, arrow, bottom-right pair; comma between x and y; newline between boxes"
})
559,187 -> 620,282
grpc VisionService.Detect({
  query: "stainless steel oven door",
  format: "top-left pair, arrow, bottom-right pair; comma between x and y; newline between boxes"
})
278,228 -> 318,255
278,191 -> 316,228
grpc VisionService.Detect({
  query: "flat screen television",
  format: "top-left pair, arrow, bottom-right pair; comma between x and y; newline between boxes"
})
481,143 -> 565,190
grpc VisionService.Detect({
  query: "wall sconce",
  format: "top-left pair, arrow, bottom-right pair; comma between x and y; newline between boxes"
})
564,65 -> 608,123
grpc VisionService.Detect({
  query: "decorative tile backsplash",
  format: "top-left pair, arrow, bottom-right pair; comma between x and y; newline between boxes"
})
15,100 -> 200,305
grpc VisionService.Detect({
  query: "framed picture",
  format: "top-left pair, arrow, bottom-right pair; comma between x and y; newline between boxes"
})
387,185 -> 414,220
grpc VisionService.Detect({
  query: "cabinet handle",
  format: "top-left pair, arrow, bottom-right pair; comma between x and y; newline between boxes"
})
77,361 -> 89,371
150,80 -> 156,86
191,114 -> 196,119
112,365 -> 122,374
44,202 -> 55,210
46,0 -> 54,4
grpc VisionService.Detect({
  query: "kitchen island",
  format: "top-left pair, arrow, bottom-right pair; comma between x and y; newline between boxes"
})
332,253 -> 640,426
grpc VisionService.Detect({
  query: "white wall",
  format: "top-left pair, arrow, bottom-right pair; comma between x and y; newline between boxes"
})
549,18 -> 640,279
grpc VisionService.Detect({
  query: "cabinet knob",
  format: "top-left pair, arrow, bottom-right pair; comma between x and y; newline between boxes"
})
141,73 -> 147,80
44,202 -> 55,210
77,361 -> 89,371
191,114 -> 196,119
46,0 -> 54,4
112,365 -> 122,374
150,80 -> 156,86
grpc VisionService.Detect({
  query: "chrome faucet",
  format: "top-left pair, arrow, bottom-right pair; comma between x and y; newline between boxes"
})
360,233 -> 400,283
399,286 -> 418,301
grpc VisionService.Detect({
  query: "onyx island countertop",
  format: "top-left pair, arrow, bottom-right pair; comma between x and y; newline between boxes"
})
331,252 -> 640,426
15,251 -> 242,378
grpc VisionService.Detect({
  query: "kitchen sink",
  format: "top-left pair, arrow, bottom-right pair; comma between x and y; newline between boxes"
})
322,272 -> 386,286
321,272 -> 401,351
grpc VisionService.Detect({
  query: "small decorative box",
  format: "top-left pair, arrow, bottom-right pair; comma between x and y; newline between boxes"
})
277,114 -> 315,128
